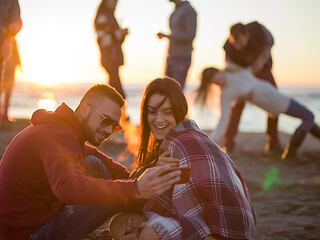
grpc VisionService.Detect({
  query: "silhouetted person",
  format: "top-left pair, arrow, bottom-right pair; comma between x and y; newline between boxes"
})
95,0 -> 128,99
223,21 -> 281,155
0,0 -> 22,122
1,38 -> 21,122
157,0 -> 197,89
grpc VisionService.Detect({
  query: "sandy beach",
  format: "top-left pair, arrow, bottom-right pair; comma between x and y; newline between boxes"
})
1,119 -> 320,239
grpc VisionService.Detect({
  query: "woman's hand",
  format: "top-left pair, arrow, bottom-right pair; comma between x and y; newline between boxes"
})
157,32 -> 169,39
156,151 -> 179,167
136,165 -> 181,199
115,28 -> 129,42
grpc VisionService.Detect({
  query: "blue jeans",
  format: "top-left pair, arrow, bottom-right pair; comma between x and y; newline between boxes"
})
28,155 -> 120,240
165,57 -> 191,89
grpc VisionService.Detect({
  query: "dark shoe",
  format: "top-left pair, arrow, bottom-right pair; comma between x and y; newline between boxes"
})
281,144 -> 310,164
265,142 -> 282,156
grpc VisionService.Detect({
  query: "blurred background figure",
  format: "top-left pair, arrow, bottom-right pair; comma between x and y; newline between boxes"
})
0,0 -> 22,122
1,38 -> 21,122
94,0 -> 128,99
157,0 -> 197,89
196,66 -> 320,162
222,21 -> 281,155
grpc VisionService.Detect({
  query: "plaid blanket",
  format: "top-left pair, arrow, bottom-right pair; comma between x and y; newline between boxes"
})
143,119 -> 257,240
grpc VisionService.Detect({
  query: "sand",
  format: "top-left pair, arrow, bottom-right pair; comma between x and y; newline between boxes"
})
1,119 -> 320,239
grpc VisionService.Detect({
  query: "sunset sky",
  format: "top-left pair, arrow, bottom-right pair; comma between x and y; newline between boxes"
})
16,0 -> 320,87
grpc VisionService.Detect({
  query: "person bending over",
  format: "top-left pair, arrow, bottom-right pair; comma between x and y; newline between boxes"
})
223,21 -> 280,154
95,0 -> 128,99
195,65 -> 320,161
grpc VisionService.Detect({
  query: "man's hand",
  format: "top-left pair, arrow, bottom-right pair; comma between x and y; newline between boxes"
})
157,151 -> 179,167
121,28 -> 129,37
157,32 -> 169,39
136,165 -> 181,199
115,28 -> 129,42
252,46 -> 271,74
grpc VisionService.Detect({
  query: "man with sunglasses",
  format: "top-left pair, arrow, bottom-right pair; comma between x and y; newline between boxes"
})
0,84 -> 181,239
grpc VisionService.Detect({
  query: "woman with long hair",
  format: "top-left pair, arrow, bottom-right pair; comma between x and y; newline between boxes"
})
95,0 -> 128,99
110,77 -> 256,240
195,64 -> 320,161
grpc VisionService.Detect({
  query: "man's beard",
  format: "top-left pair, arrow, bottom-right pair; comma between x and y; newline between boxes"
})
80,117 -> 102,146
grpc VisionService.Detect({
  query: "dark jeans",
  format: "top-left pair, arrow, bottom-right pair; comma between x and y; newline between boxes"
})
165,56 -> 191,89
286,99 -> 314,132
28,155 -> 120,240
223,67 -> 279,150
104,65 -> 126,99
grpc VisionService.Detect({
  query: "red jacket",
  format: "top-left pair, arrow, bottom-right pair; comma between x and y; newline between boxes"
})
0,103 -> 136,239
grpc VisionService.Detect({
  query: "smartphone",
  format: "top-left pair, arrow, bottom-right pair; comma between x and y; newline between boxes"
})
160,167 -> 191,184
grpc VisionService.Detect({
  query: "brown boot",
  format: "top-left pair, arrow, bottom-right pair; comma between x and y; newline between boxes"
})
281,129 -> 308,162
310,124 -> 320,139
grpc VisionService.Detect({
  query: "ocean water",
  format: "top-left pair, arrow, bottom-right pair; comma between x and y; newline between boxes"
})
4,81 -> 320,134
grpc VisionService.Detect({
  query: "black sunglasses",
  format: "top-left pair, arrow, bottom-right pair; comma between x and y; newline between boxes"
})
88,104 -> 122,133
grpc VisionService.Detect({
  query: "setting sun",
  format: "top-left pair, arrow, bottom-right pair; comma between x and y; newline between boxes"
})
37,92 -> 57,111
15,0 -> 320,87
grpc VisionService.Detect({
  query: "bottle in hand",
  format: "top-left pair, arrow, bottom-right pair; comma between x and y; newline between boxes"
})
125,217 -> 135,235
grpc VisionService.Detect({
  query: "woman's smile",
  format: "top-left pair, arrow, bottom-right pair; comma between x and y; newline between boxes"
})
148,94 -> 177,140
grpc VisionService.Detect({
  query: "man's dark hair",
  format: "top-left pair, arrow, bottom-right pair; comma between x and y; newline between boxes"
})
230,23 -> 248,40
80,84 -> 125,108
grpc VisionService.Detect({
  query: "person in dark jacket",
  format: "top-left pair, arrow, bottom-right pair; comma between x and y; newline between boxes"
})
0,0 -> 22,122
223,21 -> 281,155
95,0 -> 128,99
1,38 -> 21,122
0,84 -> 181,240
157,0 -> 197,89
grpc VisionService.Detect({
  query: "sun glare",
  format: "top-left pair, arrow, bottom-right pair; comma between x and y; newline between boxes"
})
16,3 -> 100,87
16,0 -> 320,87
37,92 -> 57,111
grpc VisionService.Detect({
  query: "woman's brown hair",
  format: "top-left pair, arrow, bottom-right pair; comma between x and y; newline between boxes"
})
195,67 -> 219,107
135,77 -> 188,168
